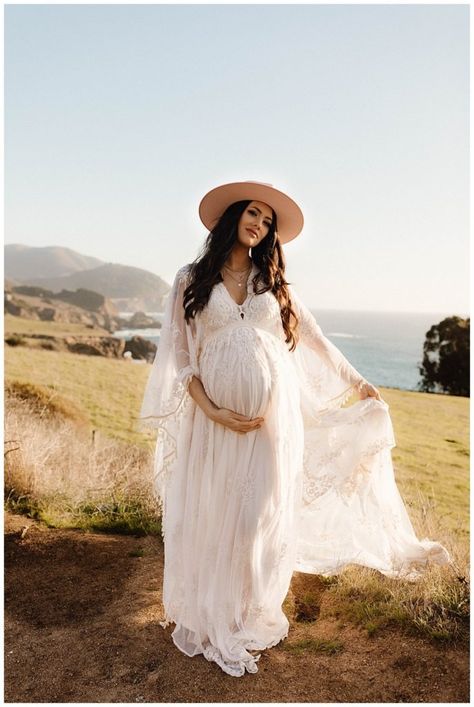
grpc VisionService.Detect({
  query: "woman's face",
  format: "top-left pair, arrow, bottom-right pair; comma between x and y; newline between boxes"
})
237,200 -> 274,248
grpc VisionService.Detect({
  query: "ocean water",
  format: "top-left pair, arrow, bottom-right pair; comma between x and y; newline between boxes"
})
115,309 -> 459,392
313,309 -> 454,391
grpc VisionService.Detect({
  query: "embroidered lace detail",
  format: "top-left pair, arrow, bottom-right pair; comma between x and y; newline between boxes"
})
138,261 -> 452,675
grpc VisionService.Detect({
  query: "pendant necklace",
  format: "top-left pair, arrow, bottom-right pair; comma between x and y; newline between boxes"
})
223,262 -> 252,288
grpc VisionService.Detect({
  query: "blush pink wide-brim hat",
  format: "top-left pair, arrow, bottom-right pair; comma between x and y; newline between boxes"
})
198,180 -> 304,244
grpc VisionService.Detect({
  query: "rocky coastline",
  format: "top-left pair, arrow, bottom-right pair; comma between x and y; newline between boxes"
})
4,285 -> 159,362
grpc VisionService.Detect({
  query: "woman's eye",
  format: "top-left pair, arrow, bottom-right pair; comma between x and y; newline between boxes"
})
248,209 -> 271,228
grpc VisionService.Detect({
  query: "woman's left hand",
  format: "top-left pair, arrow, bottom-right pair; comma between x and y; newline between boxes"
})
356,379 -> 383,402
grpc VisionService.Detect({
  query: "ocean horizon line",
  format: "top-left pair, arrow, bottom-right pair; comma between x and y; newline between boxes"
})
311,307 -> 469,317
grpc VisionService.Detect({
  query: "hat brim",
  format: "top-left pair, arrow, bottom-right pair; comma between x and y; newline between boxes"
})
198,181 -> 304,244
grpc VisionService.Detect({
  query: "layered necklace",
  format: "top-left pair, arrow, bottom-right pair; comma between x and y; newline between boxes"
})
222,261 -> 252,288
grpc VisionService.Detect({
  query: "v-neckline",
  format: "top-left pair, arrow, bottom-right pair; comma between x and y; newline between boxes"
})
220,262 -> 256,307
220,281 -> 250,308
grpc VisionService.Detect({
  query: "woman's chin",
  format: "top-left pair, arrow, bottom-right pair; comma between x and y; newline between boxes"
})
237,236 -> 256,248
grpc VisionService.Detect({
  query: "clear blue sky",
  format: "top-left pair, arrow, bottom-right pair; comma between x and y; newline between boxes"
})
5,3 -> 469,314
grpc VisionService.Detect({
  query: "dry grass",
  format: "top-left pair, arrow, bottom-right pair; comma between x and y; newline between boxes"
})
4,388 -> 160,535
4,345 -> 151,444
324,551 -> 469,643
4,380 -> 89,425
3,343 -> 470,644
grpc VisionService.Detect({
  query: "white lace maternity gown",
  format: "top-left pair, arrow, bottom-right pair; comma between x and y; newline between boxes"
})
138,261 -> 451,677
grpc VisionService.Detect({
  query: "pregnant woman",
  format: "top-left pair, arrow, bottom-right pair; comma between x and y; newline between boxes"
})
138,180 -> 451,677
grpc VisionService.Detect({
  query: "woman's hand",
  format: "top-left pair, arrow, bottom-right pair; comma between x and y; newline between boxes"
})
211,407 -> 264,434
187,376 -> 263,433
356,379 -> 384,402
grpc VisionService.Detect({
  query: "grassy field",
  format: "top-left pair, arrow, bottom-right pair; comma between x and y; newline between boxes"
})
4,340 -> 470,644
5,344 -> 151,445
4,342 -> 469,535
4,313 -> 111,337
375,387 -> 469,538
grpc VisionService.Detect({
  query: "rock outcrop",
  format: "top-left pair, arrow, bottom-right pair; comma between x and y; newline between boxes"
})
64,336 -> 126,358
5,287 -> 120,333
4,331 -> 157,361
123,335 -> 157,362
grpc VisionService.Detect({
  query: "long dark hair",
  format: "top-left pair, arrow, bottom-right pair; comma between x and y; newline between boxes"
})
183,200 -> 299,351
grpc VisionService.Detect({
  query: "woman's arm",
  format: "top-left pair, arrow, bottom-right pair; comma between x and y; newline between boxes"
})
188,375 -> 219,420
290,286 -> 383,401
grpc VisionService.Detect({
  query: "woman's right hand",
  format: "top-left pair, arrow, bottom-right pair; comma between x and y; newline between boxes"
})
211,407 -> 264,434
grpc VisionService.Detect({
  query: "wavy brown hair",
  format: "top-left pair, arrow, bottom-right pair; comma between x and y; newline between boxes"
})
183,200 -> 300,351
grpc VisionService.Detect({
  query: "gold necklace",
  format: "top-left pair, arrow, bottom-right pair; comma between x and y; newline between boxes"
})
224,260 -> 252,272
222,263 -> 252,288
223,261 -> 252,273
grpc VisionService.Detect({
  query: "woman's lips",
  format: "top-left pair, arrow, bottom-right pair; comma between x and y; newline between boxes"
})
246,228 -> 258,237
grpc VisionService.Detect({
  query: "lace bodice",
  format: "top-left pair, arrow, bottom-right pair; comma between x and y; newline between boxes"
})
197,277 -> 285,349
174,262 -> 367,393
138,261 -> 368,436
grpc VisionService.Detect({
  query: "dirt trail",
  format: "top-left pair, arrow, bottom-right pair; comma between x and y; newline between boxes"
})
4,511 -> 469,703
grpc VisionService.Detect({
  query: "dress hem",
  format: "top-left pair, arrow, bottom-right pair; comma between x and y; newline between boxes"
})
294,542 -> 452,582
159,616 -> 289,677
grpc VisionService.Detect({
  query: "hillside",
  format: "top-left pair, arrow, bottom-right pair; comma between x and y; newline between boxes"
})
4,245 -> 171,312
5,244 -> 105,281
24,262 -> 169,305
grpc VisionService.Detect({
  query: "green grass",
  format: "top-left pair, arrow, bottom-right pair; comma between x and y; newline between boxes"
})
5,344 -> 152,445
72,499 -> 161,535
328,575 -> 469,643
128,549 -> 146,557
5,488 -> 162,537
283,637 -> 344,655
5,343 -> 469,533
4,341 -> 470,643
289,565 -> 470,645
331,593 -> 408,637
4,313 -> 111,337
374,387 -> 469,537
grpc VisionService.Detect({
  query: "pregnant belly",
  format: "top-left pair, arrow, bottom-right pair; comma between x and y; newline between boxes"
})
199,326 -> 278,419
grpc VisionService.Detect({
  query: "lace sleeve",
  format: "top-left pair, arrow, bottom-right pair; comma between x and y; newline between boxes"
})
287,286 -> 368,418
170,266 -> 199,389
136,264 -> 199,431
291,287 -> 367,390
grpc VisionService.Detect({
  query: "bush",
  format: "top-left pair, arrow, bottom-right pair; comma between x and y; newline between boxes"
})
419,317 -> 470,396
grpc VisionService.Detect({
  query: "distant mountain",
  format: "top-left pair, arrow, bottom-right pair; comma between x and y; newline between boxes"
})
4,245 -> 170,312
5,244 -> 105,280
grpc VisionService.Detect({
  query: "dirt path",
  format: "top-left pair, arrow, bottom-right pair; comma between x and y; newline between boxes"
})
4,511 -> 469,703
